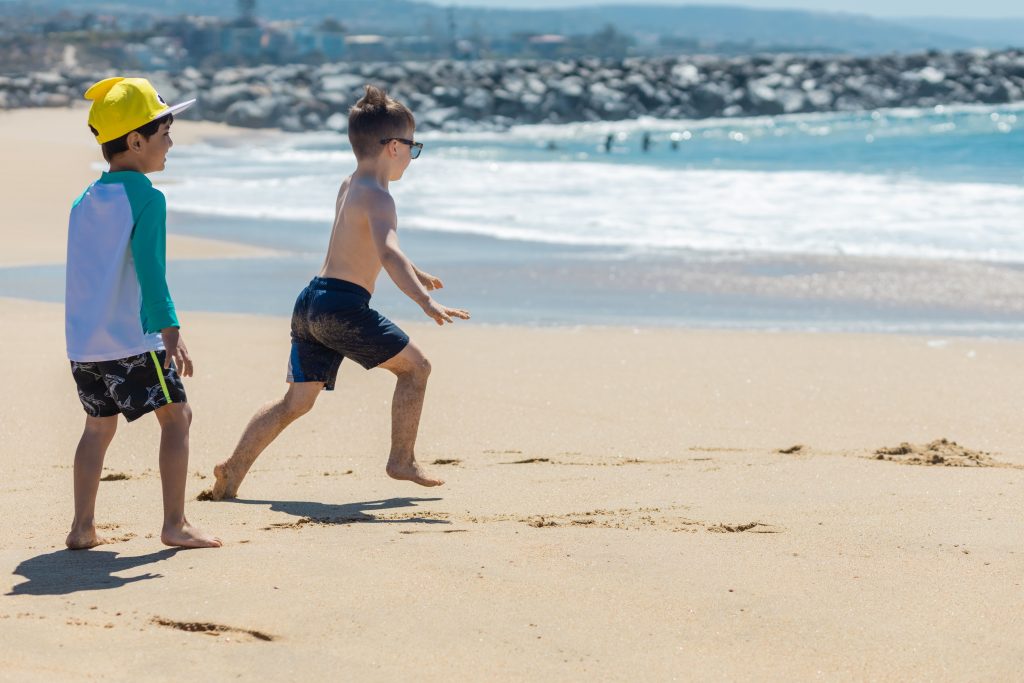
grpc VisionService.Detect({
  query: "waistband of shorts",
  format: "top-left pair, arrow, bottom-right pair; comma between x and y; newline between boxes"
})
309,277 -> 371,298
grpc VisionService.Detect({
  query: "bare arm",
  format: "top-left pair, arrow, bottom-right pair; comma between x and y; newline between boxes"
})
368,191 -> 471,325
368,191 -> 432,306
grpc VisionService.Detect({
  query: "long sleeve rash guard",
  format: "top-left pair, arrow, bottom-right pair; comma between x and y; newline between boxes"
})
65,170 -> 179,362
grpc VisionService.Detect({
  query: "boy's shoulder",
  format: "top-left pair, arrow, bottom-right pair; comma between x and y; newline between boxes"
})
111,173 -> 165,216
73,173 -> 164,214
348,177 -> 394,211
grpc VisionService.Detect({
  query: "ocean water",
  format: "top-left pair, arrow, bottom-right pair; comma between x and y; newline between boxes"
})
161,104 -> 1024,262
4,103 -> 1023,334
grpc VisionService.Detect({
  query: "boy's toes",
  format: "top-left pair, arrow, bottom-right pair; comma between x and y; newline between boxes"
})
161,524 -> 223,549
386,461 -> 445,487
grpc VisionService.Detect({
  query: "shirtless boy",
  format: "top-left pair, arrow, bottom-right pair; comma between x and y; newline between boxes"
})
208,85 -> 469,500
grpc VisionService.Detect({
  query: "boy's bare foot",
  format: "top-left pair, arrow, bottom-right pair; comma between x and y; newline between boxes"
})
208,462 -> 242,501
386,460 -> 445,487
65,528 -> 110,550
161,522 -> 222,549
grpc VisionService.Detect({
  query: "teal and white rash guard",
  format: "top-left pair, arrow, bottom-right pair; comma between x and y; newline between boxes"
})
65,170 -> 178,362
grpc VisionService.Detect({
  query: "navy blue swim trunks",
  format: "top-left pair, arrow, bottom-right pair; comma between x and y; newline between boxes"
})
288,277 -> 410,390
70,350 -> 187,422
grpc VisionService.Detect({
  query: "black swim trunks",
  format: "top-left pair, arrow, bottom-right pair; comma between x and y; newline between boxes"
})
288,277 -> 410,390
70,350 -> 187,422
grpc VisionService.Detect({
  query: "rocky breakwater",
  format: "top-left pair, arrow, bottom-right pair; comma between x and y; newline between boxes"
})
2,49 -> 1022,131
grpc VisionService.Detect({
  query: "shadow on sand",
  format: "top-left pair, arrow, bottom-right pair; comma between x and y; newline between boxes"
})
7,547 -> 181,596
230,496 -> 449,525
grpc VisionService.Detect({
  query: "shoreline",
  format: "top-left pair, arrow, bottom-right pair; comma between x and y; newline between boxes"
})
5,228 -> 1024,337
1,106 -> 1022,336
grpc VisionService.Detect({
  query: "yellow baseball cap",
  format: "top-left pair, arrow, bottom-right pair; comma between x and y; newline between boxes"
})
84,77 -> 196,144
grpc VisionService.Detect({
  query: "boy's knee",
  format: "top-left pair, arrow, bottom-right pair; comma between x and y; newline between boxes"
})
157,403 -> 191,432
383,343 -> 431,381
280,385 -> 319,421
282,391 -> 317,420
398,354 -> 431,380
83,416 -> 117,439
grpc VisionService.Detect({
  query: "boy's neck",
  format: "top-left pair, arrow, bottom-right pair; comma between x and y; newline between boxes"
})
352,159 -> 392,189
107,158 -> 148,174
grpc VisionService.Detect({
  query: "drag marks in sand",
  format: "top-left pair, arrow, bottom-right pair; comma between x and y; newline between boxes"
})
497,453 -> 696,466
262,510 -> 455,531
706,522 -> 783,533
513,510 -> 785,535
461,506 -> 698,531
151,617 -> 276,642
872,438 -> 1022,468
258,505 -> 785,535
2,611 -> 276,643
479,507 -> 702,532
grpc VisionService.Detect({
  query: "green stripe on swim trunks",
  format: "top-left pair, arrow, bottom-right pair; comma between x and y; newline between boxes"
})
149,351 -> 173,404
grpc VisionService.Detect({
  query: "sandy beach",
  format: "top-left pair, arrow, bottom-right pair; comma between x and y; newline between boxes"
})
1,108 -> 1022,681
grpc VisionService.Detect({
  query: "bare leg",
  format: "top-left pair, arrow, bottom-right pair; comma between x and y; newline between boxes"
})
379,343 -> 444,487
209,382 -> 323,500
66,415 -> 118,549
154,403 -> 221,548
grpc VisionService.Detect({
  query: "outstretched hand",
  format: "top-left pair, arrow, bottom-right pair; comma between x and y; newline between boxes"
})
422,300 -> 471,326
161,327 -> 194,377
416,269 -> 444,291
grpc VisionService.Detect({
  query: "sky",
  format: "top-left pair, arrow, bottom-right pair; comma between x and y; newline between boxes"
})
422,0 -> 1024,20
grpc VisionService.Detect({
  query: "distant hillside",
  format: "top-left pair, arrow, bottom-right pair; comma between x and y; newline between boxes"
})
6,0 -> 975,54
894,17 -> 1024,49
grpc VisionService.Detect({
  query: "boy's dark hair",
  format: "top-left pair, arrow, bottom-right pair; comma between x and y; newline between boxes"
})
89,113 -> 174,163
348,85 -> 415,160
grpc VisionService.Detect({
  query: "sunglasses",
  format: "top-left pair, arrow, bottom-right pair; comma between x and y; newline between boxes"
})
380,137 -> 423,159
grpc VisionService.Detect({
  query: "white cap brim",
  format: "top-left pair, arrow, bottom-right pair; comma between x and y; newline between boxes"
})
164,99 -> 197,117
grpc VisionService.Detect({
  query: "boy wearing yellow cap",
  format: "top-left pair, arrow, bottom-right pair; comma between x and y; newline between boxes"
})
65,77 -> 221,549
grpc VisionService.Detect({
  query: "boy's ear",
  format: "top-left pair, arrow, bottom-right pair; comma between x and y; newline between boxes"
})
126,130 -> 144,153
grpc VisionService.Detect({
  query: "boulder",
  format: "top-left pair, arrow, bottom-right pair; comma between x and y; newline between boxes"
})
224,98 -> 282,128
